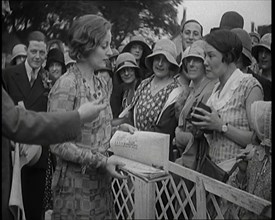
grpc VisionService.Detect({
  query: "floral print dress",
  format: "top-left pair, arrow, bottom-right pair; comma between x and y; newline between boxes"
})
47,64 -> 114,220
132,75 -> 180,131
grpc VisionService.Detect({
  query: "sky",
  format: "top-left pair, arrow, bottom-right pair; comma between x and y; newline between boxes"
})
177,0 -> 272,35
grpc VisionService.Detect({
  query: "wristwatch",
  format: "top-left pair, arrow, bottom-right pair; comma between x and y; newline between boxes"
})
221,123 -> 229,133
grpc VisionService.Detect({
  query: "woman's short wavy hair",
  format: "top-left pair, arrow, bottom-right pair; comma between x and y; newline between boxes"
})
68,14 -> 111,61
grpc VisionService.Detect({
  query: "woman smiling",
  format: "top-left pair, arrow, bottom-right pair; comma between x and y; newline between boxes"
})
121,39 -> 184,161
174,40 -> 217,164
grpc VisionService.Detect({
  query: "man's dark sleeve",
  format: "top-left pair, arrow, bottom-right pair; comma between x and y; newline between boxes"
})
2,87 -> 81,145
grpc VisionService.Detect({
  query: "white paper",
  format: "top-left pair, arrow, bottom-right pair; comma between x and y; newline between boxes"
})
110,131 -> 170,181
110,130 -> 170,170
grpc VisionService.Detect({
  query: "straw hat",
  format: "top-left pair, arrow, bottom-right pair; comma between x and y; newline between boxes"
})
252,33 -> 272,61
10,44 -> 27,63
145,39 -> 180,73
115,52 -> 139,73
231,28 -> 253,64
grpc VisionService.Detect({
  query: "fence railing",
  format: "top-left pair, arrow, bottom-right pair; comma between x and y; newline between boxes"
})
112,161 -> 271,219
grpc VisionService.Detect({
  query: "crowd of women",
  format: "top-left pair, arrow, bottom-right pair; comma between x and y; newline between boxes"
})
2,9 -> 271,220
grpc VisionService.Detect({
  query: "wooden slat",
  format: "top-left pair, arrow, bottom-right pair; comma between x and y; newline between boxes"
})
209,193 -> 224,219
168,161 -> 271,217
134,178 -> 155,219
194,176 -> 207,219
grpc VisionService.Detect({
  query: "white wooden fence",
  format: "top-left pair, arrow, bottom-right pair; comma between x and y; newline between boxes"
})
112,161 -> 271,219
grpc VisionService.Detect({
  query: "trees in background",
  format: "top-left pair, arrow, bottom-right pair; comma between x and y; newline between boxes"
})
3,0 -> 182,49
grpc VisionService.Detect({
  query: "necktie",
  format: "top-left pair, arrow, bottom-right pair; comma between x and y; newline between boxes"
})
30,70 -> 36,87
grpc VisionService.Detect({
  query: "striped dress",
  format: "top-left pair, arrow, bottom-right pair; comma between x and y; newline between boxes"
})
205,69 -> 263,164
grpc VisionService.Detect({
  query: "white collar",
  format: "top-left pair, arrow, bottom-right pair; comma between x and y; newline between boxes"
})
207,68 -> 248,110
25,60 -> 41,81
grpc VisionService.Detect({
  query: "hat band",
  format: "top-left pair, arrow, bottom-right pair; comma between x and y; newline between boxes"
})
116,60 -> 137,71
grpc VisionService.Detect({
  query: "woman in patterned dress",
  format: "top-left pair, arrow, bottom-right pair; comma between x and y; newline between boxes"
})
47,14 -> 136,220
237,101 -> 271,219
122,38 -> 184,162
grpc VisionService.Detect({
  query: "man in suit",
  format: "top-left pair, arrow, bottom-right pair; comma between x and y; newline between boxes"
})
2,86 -> 108,220
2,31 -> 53,220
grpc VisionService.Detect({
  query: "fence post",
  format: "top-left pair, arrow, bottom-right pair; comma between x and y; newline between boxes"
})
195,176 -> 207,219
134,178 -> 155,219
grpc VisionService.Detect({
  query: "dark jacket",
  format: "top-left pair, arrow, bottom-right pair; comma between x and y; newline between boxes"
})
2,62 -> 51,220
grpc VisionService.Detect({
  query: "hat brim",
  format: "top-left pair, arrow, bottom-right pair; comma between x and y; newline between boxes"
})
10,52 -> 27,62
242,48 -> 252,64
122,40 -> 152,57
95,68 -> 113,74
252,44 -> 271,60
145,51 -> 180,73
109,54 -> 119,60
45,59 -> 66,73
115,62 -> 139,74
183,54 -> 205,62
65,60 -> 76,66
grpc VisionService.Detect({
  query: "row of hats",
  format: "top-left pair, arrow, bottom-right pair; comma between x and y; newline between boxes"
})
181,31 -> 271,66
10,43 -> 76,66
106,32 -> 272,77
113,38 -> 180,74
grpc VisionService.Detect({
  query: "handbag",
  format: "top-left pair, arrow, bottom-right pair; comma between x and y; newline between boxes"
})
196,137 -> 238,183
198,154 -> 229,182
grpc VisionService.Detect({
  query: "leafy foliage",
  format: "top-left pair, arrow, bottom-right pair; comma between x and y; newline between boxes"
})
3,0 -> 183,47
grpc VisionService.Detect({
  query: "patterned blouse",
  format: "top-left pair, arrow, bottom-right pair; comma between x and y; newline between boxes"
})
47,64 -> 114,219
205,69 -> 263,164
132,75 -> 181,131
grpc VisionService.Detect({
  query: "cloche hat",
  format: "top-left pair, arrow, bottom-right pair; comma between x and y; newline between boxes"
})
10,44 -> 27,63
122,35 -> 152,59
252,33 -> 272,61
115,52 -> 139,73
231,28 -> 253,64
182,40 -> 206,62
219,11 -> 244,30
45,48 -> 66,74
145,38 -> 180,73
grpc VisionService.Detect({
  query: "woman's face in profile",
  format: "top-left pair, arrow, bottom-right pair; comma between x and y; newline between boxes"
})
204,42 -> 225,78
86,30 -> 112,71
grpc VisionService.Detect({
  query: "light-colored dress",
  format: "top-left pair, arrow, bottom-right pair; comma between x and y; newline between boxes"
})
47,64 -> 114,220
205,69 -> 263,166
